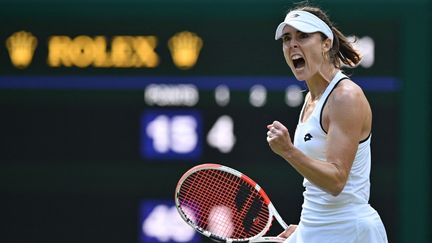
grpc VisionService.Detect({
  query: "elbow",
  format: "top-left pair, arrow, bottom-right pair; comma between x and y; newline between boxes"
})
329,186 -> 343,197
327,163 -> 349,197
328,180 -> 346,197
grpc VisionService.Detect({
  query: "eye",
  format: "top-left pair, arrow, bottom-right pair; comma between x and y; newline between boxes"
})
299,33 -> 309,39
282,35 -> 291,43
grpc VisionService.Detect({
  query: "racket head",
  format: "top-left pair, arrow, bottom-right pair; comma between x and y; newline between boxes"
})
175,163 -> 273,242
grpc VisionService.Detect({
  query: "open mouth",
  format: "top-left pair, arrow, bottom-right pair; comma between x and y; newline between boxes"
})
292,55 -> 305,70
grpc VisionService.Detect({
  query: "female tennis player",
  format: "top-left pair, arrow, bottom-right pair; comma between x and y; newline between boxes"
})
266,5 -> 388,243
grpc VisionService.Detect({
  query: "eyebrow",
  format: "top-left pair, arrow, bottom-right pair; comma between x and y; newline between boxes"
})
281,30 -> 304,38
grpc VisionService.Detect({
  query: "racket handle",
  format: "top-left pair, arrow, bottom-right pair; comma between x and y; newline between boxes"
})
252,236 -> 286,242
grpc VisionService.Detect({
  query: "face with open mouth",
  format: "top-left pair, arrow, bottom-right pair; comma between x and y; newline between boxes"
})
281,25 -> 329,81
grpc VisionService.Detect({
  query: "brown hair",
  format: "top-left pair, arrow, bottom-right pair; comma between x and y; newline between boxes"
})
292,5 -> 361,68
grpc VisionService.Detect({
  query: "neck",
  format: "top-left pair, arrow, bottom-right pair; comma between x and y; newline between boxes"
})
306,66 -> 339,100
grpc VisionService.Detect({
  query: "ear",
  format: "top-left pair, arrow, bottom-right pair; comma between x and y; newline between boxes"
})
322,38 -> 332,52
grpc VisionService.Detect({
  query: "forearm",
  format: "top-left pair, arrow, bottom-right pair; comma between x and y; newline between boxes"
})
266,121 -> 350,196
280,146 -> 347,196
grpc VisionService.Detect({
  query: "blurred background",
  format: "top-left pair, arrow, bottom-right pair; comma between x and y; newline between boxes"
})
0,0 -> 430,242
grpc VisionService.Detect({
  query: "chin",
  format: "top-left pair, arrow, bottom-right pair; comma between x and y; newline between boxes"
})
292,72 -> 306,81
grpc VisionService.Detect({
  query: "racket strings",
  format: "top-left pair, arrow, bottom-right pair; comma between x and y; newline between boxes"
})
178,169 -> 270,240
182,170 -> 239,235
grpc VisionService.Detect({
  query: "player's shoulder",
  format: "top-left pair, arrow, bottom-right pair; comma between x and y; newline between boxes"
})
327,78 -> 367,112
332,78 -> 365,103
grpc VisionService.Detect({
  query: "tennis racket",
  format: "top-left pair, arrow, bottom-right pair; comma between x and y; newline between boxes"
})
175,163 -> 288,243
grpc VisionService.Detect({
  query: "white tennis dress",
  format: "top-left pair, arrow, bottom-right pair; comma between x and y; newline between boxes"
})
286,71 -> 388,243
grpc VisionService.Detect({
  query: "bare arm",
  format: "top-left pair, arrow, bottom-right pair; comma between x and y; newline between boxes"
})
267,82 -> 370,196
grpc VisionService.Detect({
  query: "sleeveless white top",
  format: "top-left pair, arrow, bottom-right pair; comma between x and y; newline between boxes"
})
293,71 -> 372,224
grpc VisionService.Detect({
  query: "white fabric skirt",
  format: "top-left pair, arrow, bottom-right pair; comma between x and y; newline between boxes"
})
285,202 -> 388,243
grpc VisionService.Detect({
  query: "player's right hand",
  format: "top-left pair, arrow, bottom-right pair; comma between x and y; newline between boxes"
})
277,224 -> 297,239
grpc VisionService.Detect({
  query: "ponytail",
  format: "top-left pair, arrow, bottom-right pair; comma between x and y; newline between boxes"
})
330,26 -> 361,68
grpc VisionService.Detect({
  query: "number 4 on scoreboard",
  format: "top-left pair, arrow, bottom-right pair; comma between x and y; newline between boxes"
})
207,115 -> 236,153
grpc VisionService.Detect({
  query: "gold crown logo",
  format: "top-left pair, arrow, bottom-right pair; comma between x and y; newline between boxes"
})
168,31 -> 203,70
6,31 -> 38,69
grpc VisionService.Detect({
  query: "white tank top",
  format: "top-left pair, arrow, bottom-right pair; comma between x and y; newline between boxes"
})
293,71 -> 372,222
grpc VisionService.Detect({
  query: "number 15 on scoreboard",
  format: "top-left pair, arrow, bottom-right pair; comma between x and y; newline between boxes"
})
140,110 -> 203,160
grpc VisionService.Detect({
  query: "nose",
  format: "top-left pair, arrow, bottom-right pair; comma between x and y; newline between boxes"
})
289,38 -> 298,48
